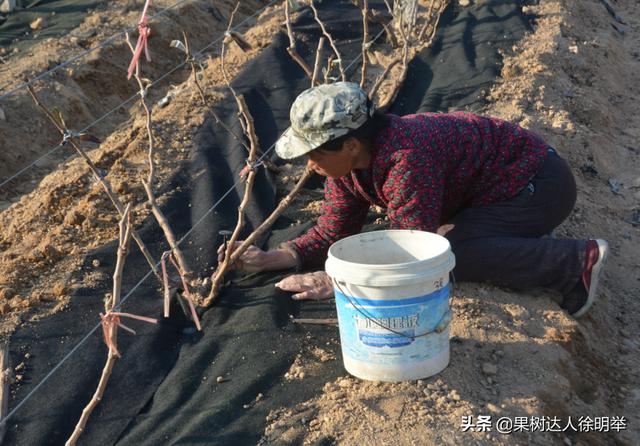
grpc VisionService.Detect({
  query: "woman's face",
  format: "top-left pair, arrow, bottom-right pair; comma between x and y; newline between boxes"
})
307,146 -> 352,178
306,138 -> 366,179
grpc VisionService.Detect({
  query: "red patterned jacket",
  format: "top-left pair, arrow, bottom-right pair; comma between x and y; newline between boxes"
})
290,112 -> 549,267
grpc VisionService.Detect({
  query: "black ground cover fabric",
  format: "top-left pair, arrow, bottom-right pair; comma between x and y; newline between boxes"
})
5,1 -> 533,445
0,1 -> 104,48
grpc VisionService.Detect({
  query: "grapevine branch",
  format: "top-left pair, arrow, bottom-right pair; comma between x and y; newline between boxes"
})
26,84 -> 160,280
285,0 -> 313,77
65,205 -> 157,446
360,0 -> 370,88
125,32 -> 193,280
310,0 -> 346,82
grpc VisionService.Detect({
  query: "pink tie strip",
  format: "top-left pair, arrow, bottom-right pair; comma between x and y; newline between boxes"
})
127,0 -> 152,79
100,311 -> 158,357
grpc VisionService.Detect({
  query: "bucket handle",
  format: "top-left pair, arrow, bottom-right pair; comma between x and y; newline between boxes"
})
332,279 -> 452,340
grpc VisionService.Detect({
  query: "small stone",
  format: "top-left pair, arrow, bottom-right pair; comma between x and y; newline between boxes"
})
458,0 -> 471,6
482,362 -> 498,376
92,259 -> 101,267
15,374 -> 23,382
216,376 -> 227,384
243,404 -> 251,409
30,17 -> 45,30
337,378 -> 352,388
24,353 -> 31,359
422,388 -> 430,397
15,362 -> 25,372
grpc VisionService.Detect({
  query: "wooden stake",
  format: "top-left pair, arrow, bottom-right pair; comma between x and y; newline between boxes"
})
0,342 -> 10,445
311,37 -> 325,87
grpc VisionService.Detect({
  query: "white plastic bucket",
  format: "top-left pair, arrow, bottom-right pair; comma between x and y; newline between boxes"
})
325,230 -> 456,382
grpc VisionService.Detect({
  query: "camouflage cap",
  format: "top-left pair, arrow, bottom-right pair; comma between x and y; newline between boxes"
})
275,82 -> 371,159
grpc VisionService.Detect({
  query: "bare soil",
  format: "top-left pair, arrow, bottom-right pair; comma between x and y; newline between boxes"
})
0,0 -> 638,445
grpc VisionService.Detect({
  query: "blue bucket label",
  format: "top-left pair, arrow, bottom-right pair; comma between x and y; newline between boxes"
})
335,285 -> 450,365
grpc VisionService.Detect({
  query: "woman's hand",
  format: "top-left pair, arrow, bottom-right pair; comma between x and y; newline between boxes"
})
217,242 -> 298,273
275,271 -> 334,301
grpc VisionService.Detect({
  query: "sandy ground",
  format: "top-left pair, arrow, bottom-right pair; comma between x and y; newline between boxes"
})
0,0 -> 638,445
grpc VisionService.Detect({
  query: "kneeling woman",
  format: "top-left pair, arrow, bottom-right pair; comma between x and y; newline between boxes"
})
224,82 -> 608,318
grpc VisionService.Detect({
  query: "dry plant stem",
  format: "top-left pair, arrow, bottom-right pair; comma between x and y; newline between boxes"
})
368,9 -> 399,48
311,37 -> 325,87
422,1 -> 447,50
360,0 -> 370,88
183,33 -> 279,174
285,0 -> 313,78
419,1 -> 447,42
65,207 -> 133,446
125,34 -> 193,280
25,85 -> 160,279
368,57 -> 401,99
188,54 -> 249,153
310,0 -> 346,82
418,0 -> 437,40
379,12 -> 411,110
0,343 -> 9,444
204,168 -> 314,306
221,2 -> 241,96
205,95 -> 259,305
227,168 -> 312,266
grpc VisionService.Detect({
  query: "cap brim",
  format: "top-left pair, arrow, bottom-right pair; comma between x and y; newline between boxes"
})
275,127 -> 316,160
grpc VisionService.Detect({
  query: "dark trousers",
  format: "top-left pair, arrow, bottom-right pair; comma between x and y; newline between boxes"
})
445,150 -> 585,295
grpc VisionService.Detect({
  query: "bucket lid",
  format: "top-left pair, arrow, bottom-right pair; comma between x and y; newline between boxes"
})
325,230 -> 456,287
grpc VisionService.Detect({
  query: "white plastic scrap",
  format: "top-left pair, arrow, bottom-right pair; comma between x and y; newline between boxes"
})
170,40 -> 188,54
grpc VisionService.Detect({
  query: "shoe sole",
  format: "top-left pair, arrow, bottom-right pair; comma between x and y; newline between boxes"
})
572,239 -> 609,318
